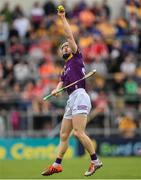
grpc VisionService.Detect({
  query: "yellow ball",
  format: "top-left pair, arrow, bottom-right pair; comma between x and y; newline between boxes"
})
57,5 -> 65,12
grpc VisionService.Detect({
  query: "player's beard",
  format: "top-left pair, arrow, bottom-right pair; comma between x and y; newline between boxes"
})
63,53 -> 70,60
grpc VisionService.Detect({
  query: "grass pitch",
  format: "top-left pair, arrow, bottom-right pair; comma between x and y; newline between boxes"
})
0,157 -> 140,179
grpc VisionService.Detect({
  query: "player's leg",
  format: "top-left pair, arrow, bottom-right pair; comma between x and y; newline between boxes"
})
55,118 -> 73,161
72,91 -> 96,155
72,114 -> 95,154
72,90 -> 102,176
42,98 -> 73,176
72,114 -> 102,176
41,118 -> 72,176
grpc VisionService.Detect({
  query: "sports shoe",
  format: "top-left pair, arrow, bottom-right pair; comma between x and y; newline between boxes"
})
41,164 -> 63,176
84,160 -> 103,176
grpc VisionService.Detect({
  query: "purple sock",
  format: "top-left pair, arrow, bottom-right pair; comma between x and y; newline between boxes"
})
55,157 -> 62,164
90,153 -> 97,161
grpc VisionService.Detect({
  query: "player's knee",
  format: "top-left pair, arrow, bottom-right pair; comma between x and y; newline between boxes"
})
73,129 -> 83,139
60,132 -> 69,141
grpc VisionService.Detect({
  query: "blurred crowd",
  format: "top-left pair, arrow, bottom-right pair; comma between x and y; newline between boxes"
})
0,0 -> 141,137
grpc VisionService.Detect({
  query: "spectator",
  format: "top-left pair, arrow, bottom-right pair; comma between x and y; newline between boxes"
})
118,112 -> 137,138
115,17 -> 128,38
92,90 -> 109,113
9,83 -> 21,100
21,81 -> 34,101
0,2 -> 13,24
0,15 -> 8,56
113,73 -> 125,95
110,40 -> 123,72
120,54 -> 136,76
125,0 -> 137,19
88,35 -> 109,60
31,2 -> 44,29
9,24 -> 19,39
14,61 -> 31,84
96,18 -> 116,43
79,9 -> 95,28
3,60 -> 14,86
101,0 -> 111,19
91,57 -> 108,76
32,79 -> 48,114
12,5 -> 24,20
0,62 -> 4,79
0,115 -> 5,136
72,1 -> 87,17
89,90 -> 109,128
9,37 -> 25,61
128,13 -> 138,29
13,14 -> 30,38
39,61 -> 56,85
10,110 -> 20,130
124,77 -> 138,95
124,77 -> 139,106
43,1 -> 56,16
36,21 -> 47,38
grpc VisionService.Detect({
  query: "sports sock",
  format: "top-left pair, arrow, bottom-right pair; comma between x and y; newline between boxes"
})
53,157 -> 62,166
90,153 -> 99,164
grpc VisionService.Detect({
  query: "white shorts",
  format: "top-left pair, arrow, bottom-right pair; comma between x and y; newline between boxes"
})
63,88 -> 92,120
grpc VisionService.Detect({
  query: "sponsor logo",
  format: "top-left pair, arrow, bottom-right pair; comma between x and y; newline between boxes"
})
77,105 -> 88,110
0,138 -> 77,160
99,142 -> 141,156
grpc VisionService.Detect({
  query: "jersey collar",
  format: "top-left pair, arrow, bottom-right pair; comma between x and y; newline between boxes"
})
65,53 -> 73,62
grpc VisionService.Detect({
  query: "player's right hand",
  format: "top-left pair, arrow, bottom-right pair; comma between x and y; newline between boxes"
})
57,5 -> 65,18
51,89 -> 58,97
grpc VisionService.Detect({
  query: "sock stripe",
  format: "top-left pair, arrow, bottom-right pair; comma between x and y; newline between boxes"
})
55,157 -> 62,164
90,153 -> 97,161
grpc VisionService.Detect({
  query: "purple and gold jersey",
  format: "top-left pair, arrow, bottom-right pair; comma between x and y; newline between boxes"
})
61,49 -> 86,95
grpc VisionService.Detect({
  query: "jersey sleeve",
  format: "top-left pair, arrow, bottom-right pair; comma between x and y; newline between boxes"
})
73,48 -> 84,65
73,48 -> 82,57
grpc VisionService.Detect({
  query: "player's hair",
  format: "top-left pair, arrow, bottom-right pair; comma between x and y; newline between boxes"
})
60,42 -> 69,50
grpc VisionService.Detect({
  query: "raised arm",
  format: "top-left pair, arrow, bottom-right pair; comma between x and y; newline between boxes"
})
57,5 -> 77,53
